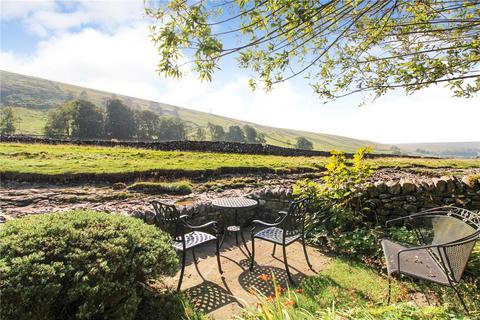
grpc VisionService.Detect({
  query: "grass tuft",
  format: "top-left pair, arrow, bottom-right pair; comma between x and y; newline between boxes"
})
128,181 -> 193,195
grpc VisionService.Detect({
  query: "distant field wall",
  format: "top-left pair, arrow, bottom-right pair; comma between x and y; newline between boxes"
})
0,135 -> 435,159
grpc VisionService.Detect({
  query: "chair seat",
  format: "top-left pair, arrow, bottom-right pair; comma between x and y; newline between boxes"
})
381,239 -> 450,285
254,227 -> 300,245
172,231 -> 216,251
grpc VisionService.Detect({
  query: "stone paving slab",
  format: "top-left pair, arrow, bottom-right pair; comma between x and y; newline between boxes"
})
163,231 -> 331,320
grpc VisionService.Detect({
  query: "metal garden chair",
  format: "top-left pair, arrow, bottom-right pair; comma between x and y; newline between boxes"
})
151,201 -> 223,291
249,198 -> 314,284
381,206 -> 480,312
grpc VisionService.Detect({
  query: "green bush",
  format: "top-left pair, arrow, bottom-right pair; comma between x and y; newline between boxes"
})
293,148 -> 381,262
0,210 -> 178,320
128,181 -> 193,195
135,280 -> 205,320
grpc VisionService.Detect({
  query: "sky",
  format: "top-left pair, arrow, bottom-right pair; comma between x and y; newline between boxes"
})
1,0 -> 479,144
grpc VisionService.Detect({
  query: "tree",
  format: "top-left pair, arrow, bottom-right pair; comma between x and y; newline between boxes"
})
208,122 -> 225,141
158,117 -> 186,141
44,107 -> 72,137
257,132 -> 267,144
70,100 -> 104,139
0,107 -> 16,135
136,110 -> 160,141
146,1 -> 480,101
105,99 -> 137,140
225,125 -> 246,143
243,125 -> 257,143
78,90 -> 89,100
44,100 -> 104,139
390,145 -> 401,155
296,136 -> 313,150
243,124 -> 266,144
194,127 -> 206,141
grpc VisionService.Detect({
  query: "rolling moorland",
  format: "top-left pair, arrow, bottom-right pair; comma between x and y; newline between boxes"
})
1,70 -> 392,153
3,70 -> 479,157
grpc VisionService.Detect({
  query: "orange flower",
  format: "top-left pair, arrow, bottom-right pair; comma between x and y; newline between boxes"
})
295,288 -> 304,293
258,273 -> 271,281
283,299 -> 295,307
267,295 -> 275,302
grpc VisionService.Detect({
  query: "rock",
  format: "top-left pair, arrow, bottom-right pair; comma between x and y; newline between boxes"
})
406,196 -> 416,202
462,175 -> 480,189
403,204 -> 418,213
386,181 -> 402,195
374,182 -> 387,194
440,176 -> 456,194
433,178 -> 446,194
421,181 -> 435,192
366,183 -> 379,197
400,180 -> 416,194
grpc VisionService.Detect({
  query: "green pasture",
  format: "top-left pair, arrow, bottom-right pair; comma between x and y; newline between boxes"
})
1,143 -> 480,176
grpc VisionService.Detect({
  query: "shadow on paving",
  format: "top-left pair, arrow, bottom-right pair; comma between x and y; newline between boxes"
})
239,264 -> 306,297
184,281 -> 240,314
163,230 -> 330,319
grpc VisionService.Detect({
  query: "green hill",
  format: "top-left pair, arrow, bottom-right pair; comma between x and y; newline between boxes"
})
0,70 -> 392,152
396,142 -> 480,158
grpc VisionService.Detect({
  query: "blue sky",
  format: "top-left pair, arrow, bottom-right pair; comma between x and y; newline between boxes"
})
1,0 -> 479,144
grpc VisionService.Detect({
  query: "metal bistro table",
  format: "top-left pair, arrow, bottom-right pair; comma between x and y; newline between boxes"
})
212,197 -> 258,255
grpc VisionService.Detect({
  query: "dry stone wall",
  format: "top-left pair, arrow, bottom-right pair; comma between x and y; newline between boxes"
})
362,175 -> 480,222
1,135 -> 433,159
182,175 -> 480,224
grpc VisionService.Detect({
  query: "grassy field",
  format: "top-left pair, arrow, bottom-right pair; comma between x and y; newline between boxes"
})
1,70 -> 393,152
10,107 -> 48,135
1,143 -> 480,176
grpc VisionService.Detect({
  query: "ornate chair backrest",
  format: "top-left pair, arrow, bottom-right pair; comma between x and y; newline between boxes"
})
411,207 -> 480,284
283,198 -> 311,238
150,201 -> 185,241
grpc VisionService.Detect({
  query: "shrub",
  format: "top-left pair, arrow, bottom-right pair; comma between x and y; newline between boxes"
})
0,210 -> 178,320
113,182 -> 128,190
293,147 -> 386,263
135,280 -> 205,320
128,181 -> 193,195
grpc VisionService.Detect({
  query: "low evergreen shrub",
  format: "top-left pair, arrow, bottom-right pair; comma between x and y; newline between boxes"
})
0,210 -> 178,320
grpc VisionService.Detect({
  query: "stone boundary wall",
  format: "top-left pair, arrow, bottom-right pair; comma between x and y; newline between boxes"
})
165,175 -> 480,225
0,135 -> 435,159
361,175 -> 480,222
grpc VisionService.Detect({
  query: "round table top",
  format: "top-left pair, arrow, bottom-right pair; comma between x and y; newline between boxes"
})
212,197 -> 258,209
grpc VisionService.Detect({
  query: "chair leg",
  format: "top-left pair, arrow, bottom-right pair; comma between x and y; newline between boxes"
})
451,285 -> 469,314
235,232 -> 239,245
192,248 -> 198,266
239,228 -> 251,256
216,237 -> 223,274
177,250 -> 186,292
301,236 -> 313,271
387,275 -> 392,305
282,244 -> 294,285
249,236 -> 256,271
272,243 -> 276,256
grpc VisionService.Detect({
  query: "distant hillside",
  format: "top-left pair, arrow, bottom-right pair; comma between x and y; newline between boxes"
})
396,142 -> 480,158
0,70 -> 393,152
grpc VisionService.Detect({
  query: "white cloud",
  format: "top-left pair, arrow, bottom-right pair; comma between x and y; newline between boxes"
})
1,0 -> 55,20
1,2 -> 479,144
1,0 -> 145,37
